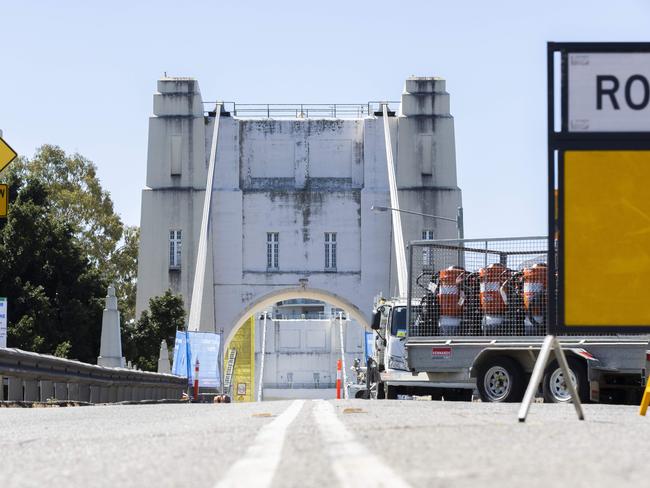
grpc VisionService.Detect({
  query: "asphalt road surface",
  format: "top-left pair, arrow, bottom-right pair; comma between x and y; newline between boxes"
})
1,399 -> 649,487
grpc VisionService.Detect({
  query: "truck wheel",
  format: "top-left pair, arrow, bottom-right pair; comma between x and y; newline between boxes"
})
476,356 -> 525,403
542,358 -> 589,403
355,390 -> 369,399
386,385 -> 398,400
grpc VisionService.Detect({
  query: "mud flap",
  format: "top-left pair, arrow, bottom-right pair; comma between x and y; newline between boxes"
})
590,380 -> 600,403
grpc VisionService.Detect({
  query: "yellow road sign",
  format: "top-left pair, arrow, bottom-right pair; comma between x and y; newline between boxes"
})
0,184 -> 7,218
0,137 -> 17,173
564,150 -> 650,327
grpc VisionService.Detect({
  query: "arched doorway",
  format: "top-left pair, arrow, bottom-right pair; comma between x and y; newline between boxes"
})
225,286 -> 370,346
223,287 -> 372,402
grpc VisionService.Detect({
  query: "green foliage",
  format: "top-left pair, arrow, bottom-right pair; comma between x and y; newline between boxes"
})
3,145 -> 140,358
122,290 -> 185,371
107,225 -> 140,327
9,145 -> 123,267
0,176 -> 106,362
54,341 -> 72,359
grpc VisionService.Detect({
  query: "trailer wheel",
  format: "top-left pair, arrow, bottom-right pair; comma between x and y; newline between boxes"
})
542,358 -> 589,403
476,356 -> 525,403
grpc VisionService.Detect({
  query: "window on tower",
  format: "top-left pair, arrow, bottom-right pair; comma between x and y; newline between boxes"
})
267,232 -> 279,270
169,229 -> 182,269
325,232 -> 337,271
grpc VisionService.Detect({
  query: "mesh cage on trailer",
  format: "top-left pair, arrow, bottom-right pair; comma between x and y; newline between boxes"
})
407,237 -> 549,337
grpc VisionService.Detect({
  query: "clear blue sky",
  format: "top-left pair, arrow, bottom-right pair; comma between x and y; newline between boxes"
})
2,0 -> 648,237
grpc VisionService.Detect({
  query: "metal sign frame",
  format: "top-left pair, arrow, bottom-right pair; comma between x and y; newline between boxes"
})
548,42 -> 650,334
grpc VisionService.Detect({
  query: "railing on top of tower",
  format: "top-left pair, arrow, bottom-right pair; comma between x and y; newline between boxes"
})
202,101 -> 401,118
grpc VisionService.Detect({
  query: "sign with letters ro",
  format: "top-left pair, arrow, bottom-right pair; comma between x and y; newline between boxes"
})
568,53 -> 650,132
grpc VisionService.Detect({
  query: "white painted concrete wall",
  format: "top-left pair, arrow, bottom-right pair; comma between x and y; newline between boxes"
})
255,317 -> 366,400
136,76 -> 462,342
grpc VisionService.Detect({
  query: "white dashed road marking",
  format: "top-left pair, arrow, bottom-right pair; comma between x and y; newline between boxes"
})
215,400 -> 305,488
313,400 -> 412,488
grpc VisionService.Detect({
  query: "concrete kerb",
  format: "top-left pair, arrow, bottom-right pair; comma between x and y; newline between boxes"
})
54,382 -> 68,401
90,385 -> 101,403
8,377 -> 22,401
68,383 -> 80,401
24,380 -> 39,401
40,381 -> 54,401
79,384 -> 91,402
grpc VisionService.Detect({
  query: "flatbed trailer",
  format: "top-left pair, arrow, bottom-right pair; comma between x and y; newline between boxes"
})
407,336 -> 650,403
404,237 -> 650,403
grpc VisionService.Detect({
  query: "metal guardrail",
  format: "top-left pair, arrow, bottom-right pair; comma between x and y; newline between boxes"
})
0,348 -> 186,403
203,101 -> 401,118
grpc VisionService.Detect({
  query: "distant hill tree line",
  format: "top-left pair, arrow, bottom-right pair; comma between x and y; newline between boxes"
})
0,145 -> 183,369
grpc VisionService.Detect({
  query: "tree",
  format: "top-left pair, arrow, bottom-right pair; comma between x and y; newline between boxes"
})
122,290 -> 185,371
9,145 -> 124,267
0,175 -> 106,362
108,225 -> 140,327
8,145 -> 139,326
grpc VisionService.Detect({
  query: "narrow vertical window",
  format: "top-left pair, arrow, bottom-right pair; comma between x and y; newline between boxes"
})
267,232 -> 279,270
325,232 -> 337,271
169,230 -> 182,269
422,230 -> 434,267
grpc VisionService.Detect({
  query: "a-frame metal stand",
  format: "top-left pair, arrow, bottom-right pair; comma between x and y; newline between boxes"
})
517,335 -> 584,422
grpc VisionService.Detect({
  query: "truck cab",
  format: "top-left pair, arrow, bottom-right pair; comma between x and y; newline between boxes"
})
373,298 -> 409,373
369,297 -> 470,400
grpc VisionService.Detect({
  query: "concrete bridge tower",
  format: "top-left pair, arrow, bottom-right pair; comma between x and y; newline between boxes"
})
135,76 -> 462,343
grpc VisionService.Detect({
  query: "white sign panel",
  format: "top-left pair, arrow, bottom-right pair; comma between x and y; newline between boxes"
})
0,297 -> 7,348
568,53 -> 650,132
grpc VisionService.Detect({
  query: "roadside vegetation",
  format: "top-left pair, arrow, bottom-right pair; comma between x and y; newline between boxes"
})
0,145 -> 180,369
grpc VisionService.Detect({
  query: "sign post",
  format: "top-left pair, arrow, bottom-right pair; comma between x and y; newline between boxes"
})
519,43 -> 650,422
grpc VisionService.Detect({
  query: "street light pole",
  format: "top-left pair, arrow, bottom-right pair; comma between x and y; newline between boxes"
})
456,206 -> 464,240
371,205 -> 464,239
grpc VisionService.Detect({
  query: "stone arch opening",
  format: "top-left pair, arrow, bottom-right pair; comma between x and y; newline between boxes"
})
222,287 -> 371,402
224,286 -> 371,346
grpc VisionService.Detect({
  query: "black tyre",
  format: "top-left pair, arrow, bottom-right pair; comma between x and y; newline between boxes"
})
476,356 -> 525,403
542,357 -> 589,403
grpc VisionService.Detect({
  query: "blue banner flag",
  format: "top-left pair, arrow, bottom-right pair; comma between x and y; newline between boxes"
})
364,331 -> 375,360
172,330 -> 221,388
